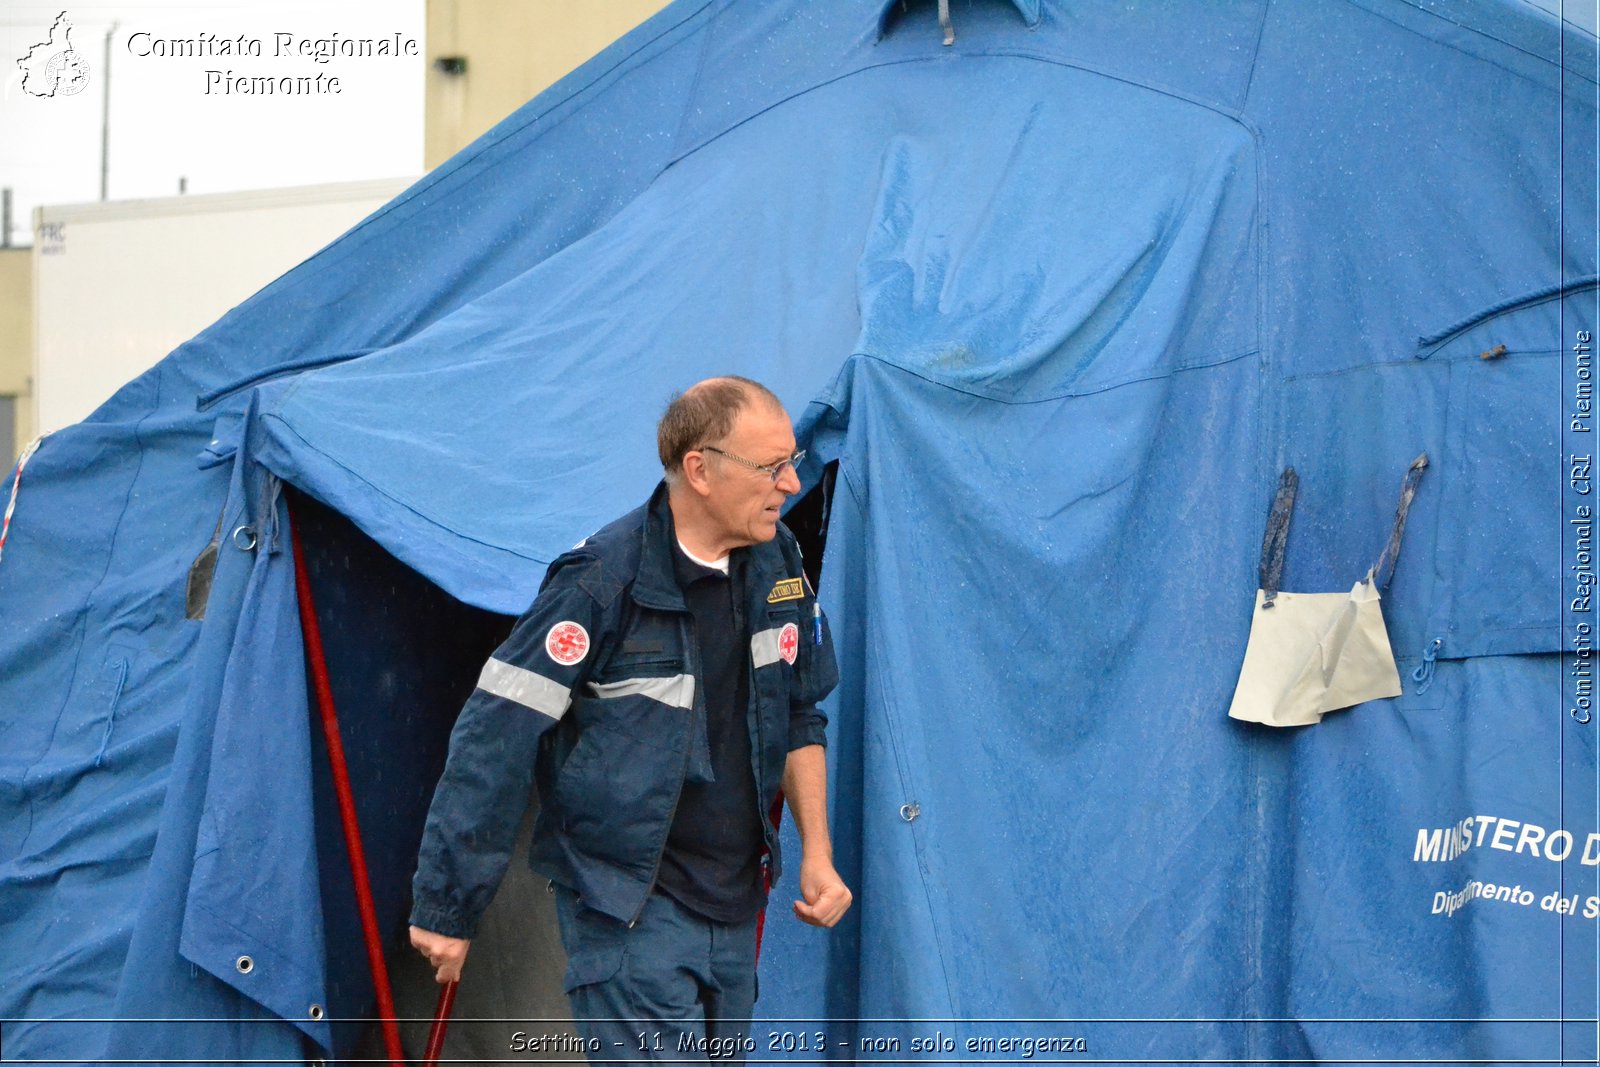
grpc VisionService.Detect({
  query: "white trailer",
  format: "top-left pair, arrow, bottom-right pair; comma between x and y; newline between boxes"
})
32,177 -> 414,434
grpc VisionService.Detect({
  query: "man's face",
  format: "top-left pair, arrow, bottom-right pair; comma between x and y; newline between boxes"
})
700,402 -> 802,548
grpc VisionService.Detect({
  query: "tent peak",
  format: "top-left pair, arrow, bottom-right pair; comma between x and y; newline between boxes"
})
877,0 -> 1042,41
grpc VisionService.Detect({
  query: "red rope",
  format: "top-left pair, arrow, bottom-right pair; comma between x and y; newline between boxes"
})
289,506 -> 405,1067
422,981 -> 458,1064
0,437 -> 44,565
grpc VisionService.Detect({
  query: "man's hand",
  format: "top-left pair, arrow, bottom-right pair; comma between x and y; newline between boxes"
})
793,855 -> 852,927
409,925 -> 469,984
783,745 -> 852,927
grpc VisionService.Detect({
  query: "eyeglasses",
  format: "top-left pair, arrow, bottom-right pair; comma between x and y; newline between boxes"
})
700,445 -> 806,484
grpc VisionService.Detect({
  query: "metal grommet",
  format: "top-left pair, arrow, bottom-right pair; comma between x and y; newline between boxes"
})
546,880 -> 555,894
1574,707 -> 1592,725
231,525 -> 258,551
899,803 -> 921,823
308,1003 -> 324,1021
235,955 -> 254,974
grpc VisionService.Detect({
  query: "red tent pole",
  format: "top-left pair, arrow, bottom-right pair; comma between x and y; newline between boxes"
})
289,506 -> 406,1067
421,981 -> 459,1064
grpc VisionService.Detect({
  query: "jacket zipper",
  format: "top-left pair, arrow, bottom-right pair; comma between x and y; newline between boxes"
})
749,575 -> 774,871
628,612 -> 697,928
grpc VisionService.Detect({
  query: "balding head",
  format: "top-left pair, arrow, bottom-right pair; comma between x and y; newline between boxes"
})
658,376 -> 785,482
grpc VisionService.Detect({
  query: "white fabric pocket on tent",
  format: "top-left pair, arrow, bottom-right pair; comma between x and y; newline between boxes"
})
1228,455 -> 1426,728
1228,578 -> 1402,728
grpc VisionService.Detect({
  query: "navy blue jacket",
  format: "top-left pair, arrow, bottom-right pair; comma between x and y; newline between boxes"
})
410,484 -> 837,937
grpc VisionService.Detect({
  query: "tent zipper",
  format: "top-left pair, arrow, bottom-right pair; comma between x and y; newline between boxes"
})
1415,276 -> 1599,358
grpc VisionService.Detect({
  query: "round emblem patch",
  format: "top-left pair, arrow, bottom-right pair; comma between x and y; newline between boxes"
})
545,621 -> 590,666
778,622 -> 800,665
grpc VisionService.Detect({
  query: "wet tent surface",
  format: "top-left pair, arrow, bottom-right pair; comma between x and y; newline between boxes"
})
1,0 -> 1596,1062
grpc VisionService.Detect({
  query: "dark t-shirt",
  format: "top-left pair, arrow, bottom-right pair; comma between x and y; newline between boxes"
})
653,544 -> 766,923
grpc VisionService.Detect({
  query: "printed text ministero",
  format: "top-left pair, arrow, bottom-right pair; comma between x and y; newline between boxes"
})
1415,814 -> 1600,865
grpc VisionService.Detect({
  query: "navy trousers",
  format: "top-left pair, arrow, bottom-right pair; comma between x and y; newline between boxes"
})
555,885 -> 759,1064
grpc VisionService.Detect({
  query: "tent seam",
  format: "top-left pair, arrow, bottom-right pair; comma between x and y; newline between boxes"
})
1239,0 -> 1273,114
850,347 -> 1259,406
1282,346 -> 1562,385
667,50 -> 1264,171
1246,38 -> 1271,1044
14,384 -> 158,855
665,0 -> 722,162
1341,0 -> 1599,89
837,456 -> 867,514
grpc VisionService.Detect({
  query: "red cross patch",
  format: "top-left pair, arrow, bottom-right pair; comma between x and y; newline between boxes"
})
545,621 -> 590,666
778,622 -> 799,665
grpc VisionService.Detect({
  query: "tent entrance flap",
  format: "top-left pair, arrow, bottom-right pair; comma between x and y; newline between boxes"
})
287,490 -> 511,1060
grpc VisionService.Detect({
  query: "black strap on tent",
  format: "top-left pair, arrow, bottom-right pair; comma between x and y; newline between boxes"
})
1258,467 -> 1297,608
1369,452 -> 1429,590
185,501 -> 229,620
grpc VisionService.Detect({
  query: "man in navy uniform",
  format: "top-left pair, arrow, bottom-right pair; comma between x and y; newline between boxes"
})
408,376 -> 850,1061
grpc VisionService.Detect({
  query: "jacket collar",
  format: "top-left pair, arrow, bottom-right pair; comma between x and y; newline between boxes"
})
634,481 -> 783,612
632,481 -> 690,611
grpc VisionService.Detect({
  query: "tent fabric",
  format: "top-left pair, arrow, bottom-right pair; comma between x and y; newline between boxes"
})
1,0 -> 1597,1063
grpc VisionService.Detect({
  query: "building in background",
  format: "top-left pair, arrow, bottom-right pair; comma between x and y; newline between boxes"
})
425,0 -> 669,168
0,247 -> 28,468
3,1 -> 667,470
31,181 -> 412,438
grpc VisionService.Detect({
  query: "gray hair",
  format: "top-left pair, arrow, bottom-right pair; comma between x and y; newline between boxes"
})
658,376 -> 782,483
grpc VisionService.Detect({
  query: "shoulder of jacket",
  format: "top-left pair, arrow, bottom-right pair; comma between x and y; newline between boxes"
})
545,506 -> 646,609
577,503 -> 647,558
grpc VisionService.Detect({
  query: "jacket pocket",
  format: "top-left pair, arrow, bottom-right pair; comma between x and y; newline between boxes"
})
562,944 -> 624,993
555,718 -> 684,873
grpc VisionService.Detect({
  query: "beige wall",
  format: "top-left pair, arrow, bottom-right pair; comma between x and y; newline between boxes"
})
0,249 -> 33,459
426,0 -> 670,169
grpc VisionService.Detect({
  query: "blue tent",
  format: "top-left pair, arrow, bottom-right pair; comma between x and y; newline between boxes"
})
3,0 -> 1597,1061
